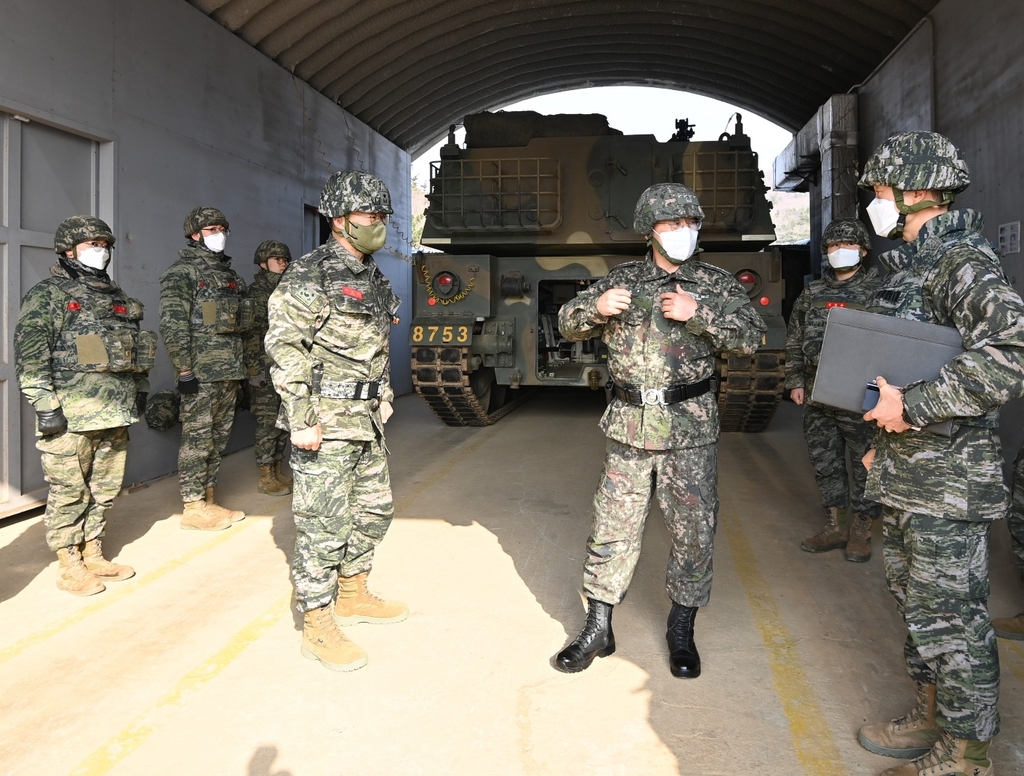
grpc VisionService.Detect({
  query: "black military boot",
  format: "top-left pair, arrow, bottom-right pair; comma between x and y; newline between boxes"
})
667,603 -> 701,678
553,598 -> 615,673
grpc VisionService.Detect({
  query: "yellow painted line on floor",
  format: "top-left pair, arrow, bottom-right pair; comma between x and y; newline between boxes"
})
720,508 -> 848,776
393,431 -> 494,514
70,591 -> 291,776
0,519 -> 255,666
1000,639 -> 1024,685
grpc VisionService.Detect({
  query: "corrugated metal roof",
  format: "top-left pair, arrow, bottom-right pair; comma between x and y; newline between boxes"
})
189,0 -> 938,154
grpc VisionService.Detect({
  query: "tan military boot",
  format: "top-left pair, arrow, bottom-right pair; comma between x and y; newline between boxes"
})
845,513 -> 873,563
801,506 -> 849,553
204,487 -> 245,523
257,465 -> 291,496
993,610 -> 1024,640
879,729 -> 992,776
859,682 -> 940,759
56,546 -> 105,596
181,500 -> 232,531
334,572 -> 409,625
82,538 -> 135,580
301,605 -> 368,671
274,460 -> 293,486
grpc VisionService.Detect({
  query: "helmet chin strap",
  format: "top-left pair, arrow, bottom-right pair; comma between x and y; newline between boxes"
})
890,188 -> 956,239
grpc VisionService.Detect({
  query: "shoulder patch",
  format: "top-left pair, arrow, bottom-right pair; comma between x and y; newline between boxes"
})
292,283 -> 328,311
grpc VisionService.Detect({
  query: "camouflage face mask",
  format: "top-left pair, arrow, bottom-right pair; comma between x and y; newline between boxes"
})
338,217 -> 387,255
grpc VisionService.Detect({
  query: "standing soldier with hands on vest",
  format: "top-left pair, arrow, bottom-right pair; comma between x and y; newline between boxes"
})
786,217 -> 882,561
856,132 -> 1024,776
160,207 -> 250,530
15,216 -> 156,595
243,239 -> 293,496
266,171 -> 406,673
553,183 -> 766,678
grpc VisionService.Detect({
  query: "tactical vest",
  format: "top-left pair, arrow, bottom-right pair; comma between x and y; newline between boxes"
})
48,276 -> 157,374
189,274 -> 253,335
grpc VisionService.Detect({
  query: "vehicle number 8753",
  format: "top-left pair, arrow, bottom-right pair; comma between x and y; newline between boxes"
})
411,324 -> 470,344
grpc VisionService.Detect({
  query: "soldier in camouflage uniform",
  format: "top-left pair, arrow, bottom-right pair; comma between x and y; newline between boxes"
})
552,183 -> 766,678
990,450 -> 1024,640
854,132 -> 1024,776
159,207 -> 249,530
786,218 -> 882,561
243,239 -> 293,497
265,171 -> 407,672
15,216 -> 155,595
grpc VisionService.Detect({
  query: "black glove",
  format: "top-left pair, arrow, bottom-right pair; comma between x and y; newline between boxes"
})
37,408 -> 68,436
177,373 -> 199,394
136,391 -> 148,415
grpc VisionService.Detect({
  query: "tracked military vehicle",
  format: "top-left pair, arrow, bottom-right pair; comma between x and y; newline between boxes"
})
412,110 -> 786,431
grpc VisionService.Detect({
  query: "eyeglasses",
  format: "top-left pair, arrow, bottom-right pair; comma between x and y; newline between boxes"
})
347,213 -> 389,226
201,226 -> 229,235
655,218 -> 702,232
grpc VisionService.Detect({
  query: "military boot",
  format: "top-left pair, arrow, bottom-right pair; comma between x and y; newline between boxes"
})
845,513 -> 873,563
181,500 -> 232,531
301,605 -> 368,672
859,682 -> 939,759
993,610 -> 1024,640
82,538 -> 135,580
205,487 -> 245,523
800,506 -> 849,553
879,729 -> 992,776
667,603 -> 701,678
334,572 -> 408,625
56,546 -> 105,596
274,460 -> 293,486
553,598 -> 615,673
257,465 -> 291,496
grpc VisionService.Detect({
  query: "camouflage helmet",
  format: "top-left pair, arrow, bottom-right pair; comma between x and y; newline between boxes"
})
633,183 -> 705,236
820,217 -> 872,254
253,239 -> 292,265
54,215 -> 116,254
858,131 -> 970,194
183,206 -> 229,238
319,171 -> 393,218
144,389 -> 181,431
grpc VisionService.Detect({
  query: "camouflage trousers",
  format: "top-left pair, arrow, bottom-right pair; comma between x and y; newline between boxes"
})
178,380 -> 238,503
1009,446 -> 1024,579
249,382 -> 287,467
290,439 -> 394,612
882,506 -> 999,740
802,402 -> 880,517
583,439 -> 718,608
37,426 -> 128,552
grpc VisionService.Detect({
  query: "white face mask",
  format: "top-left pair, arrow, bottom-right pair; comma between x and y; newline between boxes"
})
655,227 -> 698,263
866,197 -> 901,239
77,246 -> 111,271
826,247 -> 861,270
203,232 -> 227,253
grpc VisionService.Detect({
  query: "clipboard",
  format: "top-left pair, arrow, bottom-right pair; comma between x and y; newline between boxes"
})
810,307 -> 964,436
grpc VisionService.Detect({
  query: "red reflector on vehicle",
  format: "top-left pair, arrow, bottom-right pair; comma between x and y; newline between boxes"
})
427,297 -> 437,306
759,296 -> 770,306
738,271 -> 757,286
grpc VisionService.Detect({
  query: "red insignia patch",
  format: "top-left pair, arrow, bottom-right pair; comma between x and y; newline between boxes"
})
198,281 -> 205,288
67,302 -> 81,311
228,282 -> 237,289
825,301 -> 847,309
342,286 -> 364,300
113,304 -> 127,315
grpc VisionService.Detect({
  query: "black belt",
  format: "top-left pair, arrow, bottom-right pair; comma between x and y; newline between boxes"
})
612,378 -> 715,406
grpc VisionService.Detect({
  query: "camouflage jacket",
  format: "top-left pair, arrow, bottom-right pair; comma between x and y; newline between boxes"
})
558,253 -> 766,450
158,245 -> 248,382
15,263 -> 153,432
785,265 -> 881,396
864,209 -> 1024,520
242,268 -> 281,378
265,238 -> 400,443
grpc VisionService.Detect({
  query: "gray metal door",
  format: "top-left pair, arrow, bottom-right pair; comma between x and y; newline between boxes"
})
0,112 -> 99,517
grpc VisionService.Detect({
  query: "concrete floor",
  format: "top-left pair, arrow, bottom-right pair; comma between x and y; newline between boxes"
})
1,392 -> 1022,776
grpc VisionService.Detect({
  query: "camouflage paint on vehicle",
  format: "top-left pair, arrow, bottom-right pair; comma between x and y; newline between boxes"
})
413,111 -> 786,431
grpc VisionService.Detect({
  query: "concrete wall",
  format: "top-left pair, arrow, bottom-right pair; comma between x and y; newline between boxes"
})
856,0 -> 1024,454
0,0 -> 413,487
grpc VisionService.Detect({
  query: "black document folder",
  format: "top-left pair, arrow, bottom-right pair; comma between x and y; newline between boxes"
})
810,307 -> 964,436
